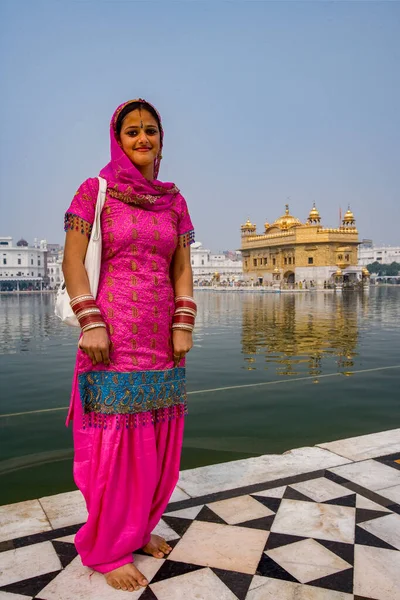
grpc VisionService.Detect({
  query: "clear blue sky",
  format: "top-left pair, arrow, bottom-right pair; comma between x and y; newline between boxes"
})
1,0 -> 399,250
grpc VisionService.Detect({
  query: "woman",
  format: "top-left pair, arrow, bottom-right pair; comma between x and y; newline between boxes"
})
62,99 -> 196,592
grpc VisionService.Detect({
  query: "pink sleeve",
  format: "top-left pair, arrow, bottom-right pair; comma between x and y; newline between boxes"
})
177,195 -> 195,248
64,177 -> 99,238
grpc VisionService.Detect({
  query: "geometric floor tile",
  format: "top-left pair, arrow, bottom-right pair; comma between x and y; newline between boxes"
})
164,506 -> 203,520
356,508 -> 392,523
2,452 -> 400,600
290,478 -> 353,503
266,539 -> 352,583
329,460 -> 400,492
39,491 -> 88,530
283,487 -> 315,503
161,516 -> 193,538
0,571 -> 61,598
150,568 -> 238,600
354,545 -> 400,600
355,525 -> 398,550
212,568 -> 253,600
326,494 -> 357,508
51,541 -> 78,568
358,513 -> 400,551
315,539 -> 354,565
265,532 -> 307,551
375,484 -> 400,505
150,560 -> 204,584
356,508 -> 390,525
54,534 -> 76,544
0,541 -> 62,587
271,499 -> 355,543
256,552 -> 299,583
356,495 -> 392,512
151,519 -> 181,542
237,515 -> 276,532
247,575 -> 353,599
168,521 -> 269,574
207,495 -> 274,525
195,506 -> 227,525
251,486 -> 287,499
38,554 -> 163,600
250,495 -> 281,513
307,567 -> 354,594
0,500 -> 51,543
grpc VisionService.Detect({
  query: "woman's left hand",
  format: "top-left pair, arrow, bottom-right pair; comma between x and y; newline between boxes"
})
172,329 -> 193,367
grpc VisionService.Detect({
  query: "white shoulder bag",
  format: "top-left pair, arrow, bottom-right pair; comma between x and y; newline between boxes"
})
54,176 -> 107,327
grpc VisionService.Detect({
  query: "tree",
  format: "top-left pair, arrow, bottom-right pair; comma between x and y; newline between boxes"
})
367,262 -> 400,276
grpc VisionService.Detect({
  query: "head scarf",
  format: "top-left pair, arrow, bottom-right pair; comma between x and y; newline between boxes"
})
99,99 -> 180,212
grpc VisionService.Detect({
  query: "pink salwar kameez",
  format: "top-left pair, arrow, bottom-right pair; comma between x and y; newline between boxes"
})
64,100 -> 194,573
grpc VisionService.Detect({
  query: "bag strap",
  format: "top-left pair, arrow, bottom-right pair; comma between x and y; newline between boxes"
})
91,177 -> 107,242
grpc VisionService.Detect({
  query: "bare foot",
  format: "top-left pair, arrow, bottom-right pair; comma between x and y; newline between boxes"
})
142,534 -> 172,559
105,563 -> 148,592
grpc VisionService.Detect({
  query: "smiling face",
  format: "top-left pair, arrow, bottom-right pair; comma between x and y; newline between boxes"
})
118,108 -> 161,179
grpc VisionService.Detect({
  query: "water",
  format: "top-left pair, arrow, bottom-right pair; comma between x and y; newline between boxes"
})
1,288 -> 400,504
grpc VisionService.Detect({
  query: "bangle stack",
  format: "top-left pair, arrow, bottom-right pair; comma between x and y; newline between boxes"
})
172,295 -> 197,332
70,294 -> 106,333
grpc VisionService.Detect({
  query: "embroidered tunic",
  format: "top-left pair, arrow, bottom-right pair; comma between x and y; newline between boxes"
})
65,177 -> 195,426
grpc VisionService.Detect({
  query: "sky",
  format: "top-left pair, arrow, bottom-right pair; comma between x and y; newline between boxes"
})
0,0 -> 399,251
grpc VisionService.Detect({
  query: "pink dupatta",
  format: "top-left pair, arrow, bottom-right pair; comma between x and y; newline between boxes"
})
99,99 -> 180,212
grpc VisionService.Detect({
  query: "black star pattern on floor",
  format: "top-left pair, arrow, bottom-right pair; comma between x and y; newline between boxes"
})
1,469 -> 399,599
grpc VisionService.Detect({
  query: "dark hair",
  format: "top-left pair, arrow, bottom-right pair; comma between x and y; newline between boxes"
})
115,101 -> 162,137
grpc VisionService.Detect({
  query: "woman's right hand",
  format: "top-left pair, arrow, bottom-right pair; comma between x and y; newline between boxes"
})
78,327 -> 111,366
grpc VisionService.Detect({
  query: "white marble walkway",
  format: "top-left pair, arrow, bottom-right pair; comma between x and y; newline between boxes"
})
0,428 -> 400,600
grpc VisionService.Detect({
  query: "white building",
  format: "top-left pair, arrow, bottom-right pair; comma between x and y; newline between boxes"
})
190,242 -> 243,282
358,240 -> 400,266
0,237 -> 48,291
47,247 -> 64,289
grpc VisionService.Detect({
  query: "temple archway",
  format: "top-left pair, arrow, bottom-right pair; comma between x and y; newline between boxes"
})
284,271 -> 295,284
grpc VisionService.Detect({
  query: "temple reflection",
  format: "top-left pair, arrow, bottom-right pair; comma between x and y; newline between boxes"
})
241,292 -> 364,377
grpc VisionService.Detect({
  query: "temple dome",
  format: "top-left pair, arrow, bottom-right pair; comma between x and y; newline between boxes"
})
343,207 -> 356,225
308,203 -> 321,224
241,218 -> 256,232
16,238 -> 28,247
272,205 -> 302,230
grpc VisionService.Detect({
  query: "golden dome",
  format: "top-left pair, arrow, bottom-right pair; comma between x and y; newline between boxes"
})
308,203 -> 321,223
273,204 -> 302,230
241,218 -> 256,235
343,206 -> 355,224
241,218 -> 256,230
336,268 -> 342,276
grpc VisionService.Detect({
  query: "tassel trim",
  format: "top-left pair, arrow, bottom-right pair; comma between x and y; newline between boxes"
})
82,402 -> 188,430
64,213 -> 93,238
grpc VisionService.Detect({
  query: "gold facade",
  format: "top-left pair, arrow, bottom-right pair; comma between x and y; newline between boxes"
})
241,204 -> 366,285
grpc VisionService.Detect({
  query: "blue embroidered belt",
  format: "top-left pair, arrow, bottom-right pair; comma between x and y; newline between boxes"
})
78,367 -> 187,415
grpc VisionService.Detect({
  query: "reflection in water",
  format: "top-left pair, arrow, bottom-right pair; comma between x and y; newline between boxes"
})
0,294 -> 77,355
241,292 -> 366,377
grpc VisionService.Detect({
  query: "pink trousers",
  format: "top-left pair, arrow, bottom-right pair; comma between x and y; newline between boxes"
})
71,388 -> 184,574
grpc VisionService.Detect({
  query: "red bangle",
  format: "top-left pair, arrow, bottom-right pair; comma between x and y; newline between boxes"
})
72,301 -> 98,314
175,300 -> 197,310
172,315 -> 195,325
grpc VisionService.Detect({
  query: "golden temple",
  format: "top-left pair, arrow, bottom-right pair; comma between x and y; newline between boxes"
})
240,204 -> 369,287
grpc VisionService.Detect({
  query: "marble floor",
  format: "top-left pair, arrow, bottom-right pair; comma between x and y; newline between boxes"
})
0,429 -> 400,600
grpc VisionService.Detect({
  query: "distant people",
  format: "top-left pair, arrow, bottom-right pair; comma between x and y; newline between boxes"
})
62,100 -> 195,592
